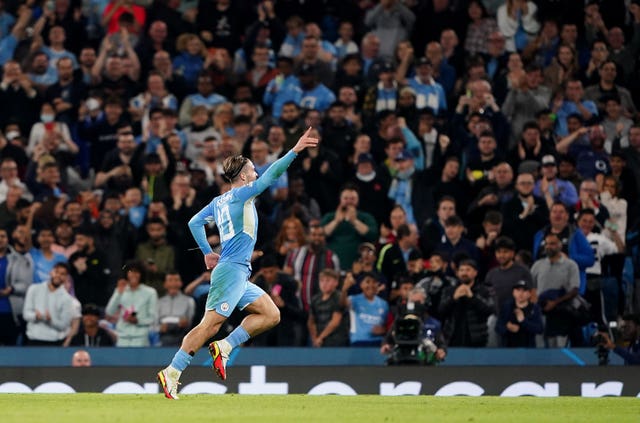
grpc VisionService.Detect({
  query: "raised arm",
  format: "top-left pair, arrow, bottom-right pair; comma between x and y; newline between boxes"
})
238,127 -> 318,199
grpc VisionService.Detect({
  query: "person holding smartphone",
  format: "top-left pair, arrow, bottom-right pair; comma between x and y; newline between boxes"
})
250,255 -> 306,347
105,259 -> 158,347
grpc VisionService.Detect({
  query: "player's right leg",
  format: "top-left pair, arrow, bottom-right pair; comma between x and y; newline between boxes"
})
204,262 -> 251,381
209,289 -> 282,379
158,309 -> 227,399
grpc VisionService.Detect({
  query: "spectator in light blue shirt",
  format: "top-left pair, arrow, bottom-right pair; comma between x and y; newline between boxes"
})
178,73 -> 227,127
298,64 -> 335,113
28,51 -> 58,90
340,272 -> 389,347
0,4 -> 31,66
533,154 -> 579,208
40,26 -> 79,71
278,15 -> 305,58
263,56 -> 302,118
408,57 -> 447,115
172,34 -> 206,92
553,79 -> 598,137
0,5 -> 15,42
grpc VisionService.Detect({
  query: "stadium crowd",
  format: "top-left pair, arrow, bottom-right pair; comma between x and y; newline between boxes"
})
0,0 -> 640,358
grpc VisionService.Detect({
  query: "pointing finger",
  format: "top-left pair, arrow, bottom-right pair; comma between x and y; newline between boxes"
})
304,126 -> 313,137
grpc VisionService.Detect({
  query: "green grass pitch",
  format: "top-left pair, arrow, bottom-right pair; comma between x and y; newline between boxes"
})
2,394 -> 639,423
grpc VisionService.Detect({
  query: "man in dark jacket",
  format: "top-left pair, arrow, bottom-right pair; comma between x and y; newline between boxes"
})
251,255 -> 307,346
69,227 -> 112,308
501,172 -> 549,251
439,259 -> 494,347
377,223 -> 419,289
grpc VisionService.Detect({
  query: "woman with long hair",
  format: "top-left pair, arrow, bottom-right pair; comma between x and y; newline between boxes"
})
464,0 -> 498,56
274,216 -> 307,266
543,43 -> 579,95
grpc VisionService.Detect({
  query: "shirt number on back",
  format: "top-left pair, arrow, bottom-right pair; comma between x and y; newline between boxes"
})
216,204 -> 236,242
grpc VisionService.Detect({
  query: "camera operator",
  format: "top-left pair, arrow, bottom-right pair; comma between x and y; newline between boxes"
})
598,314 -> 640,365
381,286 -> 447,365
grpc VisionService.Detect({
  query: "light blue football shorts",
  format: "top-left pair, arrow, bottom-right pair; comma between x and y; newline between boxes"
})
205,261 -> 266,317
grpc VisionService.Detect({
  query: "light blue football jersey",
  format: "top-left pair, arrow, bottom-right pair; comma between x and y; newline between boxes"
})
188,150 -> 297,267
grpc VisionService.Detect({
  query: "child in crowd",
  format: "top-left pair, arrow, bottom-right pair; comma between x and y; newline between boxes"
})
340,271 -> 389,347
308,269 -> 349,347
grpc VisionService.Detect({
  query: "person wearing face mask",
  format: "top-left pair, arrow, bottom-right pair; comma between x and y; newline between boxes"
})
26,102 -> 75,158
348,153 -> 391,228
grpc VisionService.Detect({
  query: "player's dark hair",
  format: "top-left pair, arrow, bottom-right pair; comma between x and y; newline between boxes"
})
222,155 -> 249,183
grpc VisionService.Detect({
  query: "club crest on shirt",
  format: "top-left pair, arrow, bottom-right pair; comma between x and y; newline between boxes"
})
220,302 -> 230,312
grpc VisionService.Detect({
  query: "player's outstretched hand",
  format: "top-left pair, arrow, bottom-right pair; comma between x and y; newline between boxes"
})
205,252 -> 220,270
292,127 -> 319,153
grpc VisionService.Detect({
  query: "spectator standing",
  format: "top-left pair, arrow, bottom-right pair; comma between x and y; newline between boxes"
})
135,218 -> 176,294
377,223 -> 419,287
340,272 -> 389,347
321,186 -> 378,270
464,1 -> 498,56
484,236 -> 533,314
69,227 -> 112,308
531,232 -> 582,347
364,0 -> 415,60
0,61 -> 40,136
436,215 -> 481,270
419,196 -> 457,258
584,60 -> 636,117
102,0 -> 146,35
251,255 -> 306,346
576,209 -> 623,324
495,279 -> 543,347
552,79 -> 598,138
308,269 -> 349,347
415,251 -> 457,321
533,154 -> 579,209
30,227 -> 68,285
533,202 -> 595,295
22,263 -> 75,345
274,216 -> 306,267
106,260 -> 158,347
501,65 -> 552,146
501,171 -> 549,251
0,227 -> 34,345
439,259 -> 494,347
284,223 -> 340,311
157,272 -> 195,347
496,0 -> 540,53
